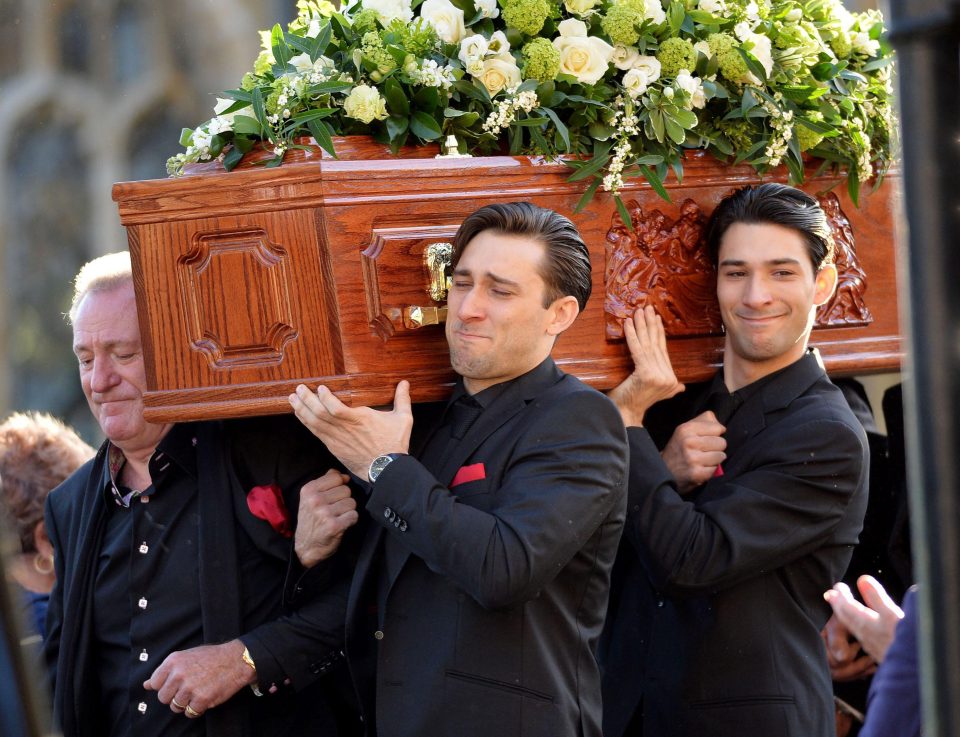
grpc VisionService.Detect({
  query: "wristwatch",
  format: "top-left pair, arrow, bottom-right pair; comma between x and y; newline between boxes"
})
369,453 -> 404,483
242,646 -> 263,697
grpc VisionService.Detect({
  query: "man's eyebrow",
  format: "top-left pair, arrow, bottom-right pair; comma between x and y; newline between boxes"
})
718,257 -> 804,267
452,268 -> 521,288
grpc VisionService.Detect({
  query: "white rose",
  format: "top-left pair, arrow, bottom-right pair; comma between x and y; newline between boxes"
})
362,0 -> 414,23
734,21 -> 752,41
289,52 -> 315,74
479,56 -> 522,96
632,55 -> 661,83
343,84 -> 389,124
785,8 -> 802,21
745,1 -> 759,20
622,68 -> 651,99
694,40 -> 712,59
554,24 -> 614,85
612,45 -> 641,71
564,0 -> 600,14
488,31 -> 510,57
475,0 -> 500,19
557,18 -> 589,38
642,0 -> 666,25
675,69 -> 706,108
747,32 -> 774,76
420,0 -> 466,44
466,58 -> 485,76
851,31 -> 880,56
698,0 -> 724,13
459,34 -> 489,66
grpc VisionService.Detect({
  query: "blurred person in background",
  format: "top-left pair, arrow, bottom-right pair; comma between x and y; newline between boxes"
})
0,412 -> 94,644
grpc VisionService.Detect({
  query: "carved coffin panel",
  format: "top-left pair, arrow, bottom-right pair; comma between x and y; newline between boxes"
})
604,192 -> 874,341
113,138 -> 902,422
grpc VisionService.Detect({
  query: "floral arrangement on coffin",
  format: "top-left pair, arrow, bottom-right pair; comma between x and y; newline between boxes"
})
167,0 -> 895,215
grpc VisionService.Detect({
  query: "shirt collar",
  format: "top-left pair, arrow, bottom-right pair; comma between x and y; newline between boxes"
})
101,423 -> 200,507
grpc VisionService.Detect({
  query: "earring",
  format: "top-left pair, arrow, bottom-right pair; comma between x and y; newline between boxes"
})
34,552 -> 54,576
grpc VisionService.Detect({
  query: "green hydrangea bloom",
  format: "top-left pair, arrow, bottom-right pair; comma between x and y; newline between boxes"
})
502,0 -> 551,36
656,37 -> 696,79
254,50 -> 274,77
717,118 -> 755,150
618,0 -> 647,14
362,31 -> 398,74
384,18 -> 439,58
601,5 -> 643,46
522,37 -> 561,81
351,8 -> 380,34
265,89 -> 284,115
240,72 -> 258,91
708,32 -> 749,84
795,124 -> 824,152
829,32 -> 852,59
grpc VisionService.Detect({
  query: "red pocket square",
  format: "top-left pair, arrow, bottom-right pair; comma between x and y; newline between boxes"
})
451,463 -> 486,488
713,465 -> 724,478
247,483 -> 293,538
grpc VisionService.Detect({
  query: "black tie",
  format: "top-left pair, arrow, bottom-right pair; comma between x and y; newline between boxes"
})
449,395 -> 484,439
705,390 -> 742,425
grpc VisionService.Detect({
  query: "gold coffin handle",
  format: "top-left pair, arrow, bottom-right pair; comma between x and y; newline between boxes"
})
424,242 -> 453,302
403,305 -> 448,329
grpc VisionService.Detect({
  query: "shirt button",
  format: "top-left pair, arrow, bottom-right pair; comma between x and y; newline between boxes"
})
139,649 -> 148,662
138,702 -> 147,714
657,599 -> 665,608
138,597 -> 148,609
374,630 -> 384,640
140,495 -> 150,504
138,543 -> 149,554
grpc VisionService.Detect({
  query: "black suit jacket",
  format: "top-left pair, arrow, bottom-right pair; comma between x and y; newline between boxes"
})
44,415 -> 353,737
600,351 -> 869,737
345,359 -> 628,737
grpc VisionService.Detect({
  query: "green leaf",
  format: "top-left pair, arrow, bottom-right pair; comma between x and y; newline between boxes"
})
664,117 -> 686,145
649,110 -> 666,143
232,115 -> 263,135
289,108 -> 338,126
452,79 -> 490,104
271,24 -> 291,71
179,127 -> 194,147
313,19 -> 333,57
639,165 -> 671,203
572,177 -> 602,214
737,47 -> 767,84
220,89 -> 254,103
541,107 -> 570,151
847,169 -> 860,207
307,80 -> 354,94
511,116 -> 549,127
861,56 -> 893,72
839,69 -> 868,85
671,108 -> 698,129
687,9 -> 721,23
414,86 -> 440,112
285,32 -> 314,56
634,154 -> 664,165
386,115 -> 409,141
307,119 -> 337,157
410,111 -> 442,140
797,117 -> 836,135
733,139 -> 766,164
615,195 -> 635,232
252,87 -> 270,139
384,78 -> 410,116
567,143 -> 613,182
668,1 -> 685,35
671,158 -> 684,184
222,146 -> 246,171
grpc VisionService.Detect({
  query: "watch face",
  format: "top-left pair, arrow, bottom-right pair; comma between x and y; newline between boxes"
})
370,455 -> 393,482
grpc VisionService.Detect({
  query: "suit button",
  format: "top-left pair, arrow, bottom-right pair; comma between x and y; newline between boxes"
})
383,507 -> 392,519
393,518 -> 401,527
374,630 -> 384,640
399,521 -> 408,532
657,598 -> 665,607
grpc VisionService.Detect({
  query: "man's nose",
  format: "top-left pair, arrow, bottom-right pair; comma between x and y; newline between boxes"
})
89,358 -> 119,392
456,287 -> 484,320
742,275 -> 773,307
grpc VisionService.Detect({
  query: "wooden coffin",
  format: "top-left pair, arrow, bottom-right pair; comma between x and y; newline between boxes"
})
112,137 -> 902,422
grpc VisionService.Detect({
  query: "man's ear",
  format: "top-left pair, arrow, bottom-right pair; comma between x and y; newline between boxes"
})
813,263 -> 839,306
546,295 -> 580,336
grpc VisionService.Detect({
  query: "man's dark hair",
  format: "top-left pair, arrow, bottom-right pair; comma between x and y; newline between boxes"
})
705,183 -> 834,271
451,202 -> 592,312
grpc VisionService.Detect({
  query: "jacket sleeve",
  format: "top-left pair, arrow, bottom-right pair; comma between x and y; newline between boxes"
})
624,415 -> 868,595
365,389 -> 628,610
42,492 -> 64,696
